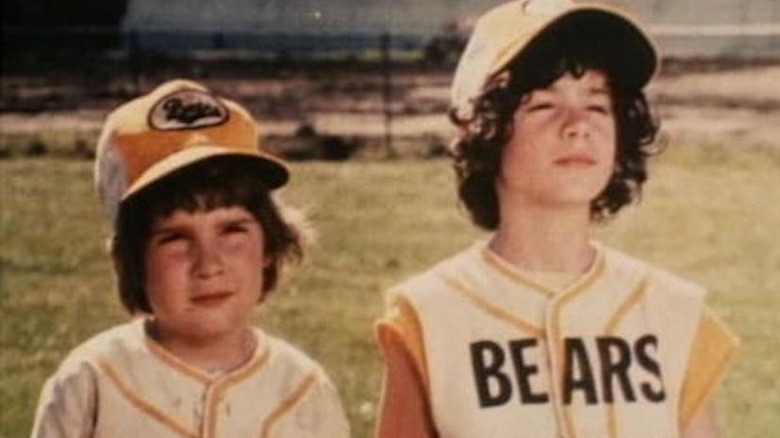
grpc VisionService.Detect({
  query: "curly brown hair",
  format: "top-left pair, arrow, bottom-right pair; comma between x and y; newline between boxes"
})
450,22 -> 660,230
111,156 -> 307,314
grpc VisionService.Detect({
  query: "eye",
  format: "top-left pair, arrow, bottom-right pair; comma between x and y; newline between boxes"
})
222,219 -> 256,236
154,231 -> 186,246
149,230 -> 190,253
587,103 -> 611,115
526,102 -> 554,112
224,223 -> 249,234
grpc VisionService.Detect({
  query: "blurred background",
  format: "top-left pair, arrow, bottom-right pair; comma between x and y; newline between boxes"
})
2,1 -> 779,437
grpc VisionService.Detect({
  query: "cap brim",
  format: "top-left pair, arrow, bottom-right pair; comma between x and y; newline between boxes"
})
122,145 -> 289,202
493,5 -> 658,88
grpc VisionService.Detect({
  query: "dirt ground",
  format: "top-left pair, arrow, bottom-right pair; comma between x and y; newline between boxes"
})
2,63 -> 779,152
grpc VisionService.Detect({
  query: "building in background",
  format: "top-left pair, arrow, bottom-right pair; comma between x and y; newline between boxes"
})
120,0 -> 780,59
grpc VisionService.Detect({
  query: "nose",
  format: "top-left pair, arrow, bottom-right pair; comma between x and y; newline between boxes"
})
193,241 -> 224,278
561,109 -> 591,140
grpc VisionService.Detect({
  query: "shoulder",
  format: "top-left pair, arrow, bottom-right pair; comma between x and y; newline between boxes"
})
264,333 -> 332,380
35,321 -> 141,418
600,245 -> 710,353
388,243 -> 481,303
260,333 -> 349,436
53,320 -> 143,378
601,244 -> 706,299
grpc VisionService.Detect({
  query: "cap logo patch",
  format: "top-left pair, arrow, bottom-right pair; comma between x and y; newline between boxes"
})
150,89 -> 229,130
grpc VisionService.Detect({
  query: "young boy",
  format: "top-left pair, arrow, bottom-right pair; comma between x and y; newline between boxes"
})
31,79 -> 350,438
375,1 -> 739,438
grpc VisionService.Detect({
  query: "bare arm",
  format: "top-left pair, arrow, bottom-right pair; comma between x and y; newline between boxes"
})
375,326 -> 437,438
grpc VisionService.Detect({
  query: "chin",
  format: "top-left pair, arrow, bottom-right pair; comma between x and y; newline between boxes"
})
540,188 -> 601,206
557,181 -> 610,204
186,317 -> 246,340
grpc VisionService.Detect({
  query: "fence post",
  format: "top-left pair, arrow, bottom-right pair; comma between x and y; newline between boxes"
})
127,29 -> 144,93
380,32 -> 396,158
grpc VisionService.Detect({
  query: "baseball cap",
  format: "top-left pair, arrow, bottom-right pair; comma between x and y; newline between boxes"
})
95,79 -> 289,223
451,0 -> 658,119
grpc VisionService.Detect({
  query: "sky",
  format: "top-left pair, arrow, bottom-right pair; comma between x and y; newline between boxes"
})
119,0 -> 780,56
121,0 -> 780,34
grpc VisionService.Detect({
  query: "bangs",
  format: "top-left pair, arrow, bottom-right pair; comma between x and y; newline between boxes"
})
477,32 -> 619,132
125,159 -> 271,223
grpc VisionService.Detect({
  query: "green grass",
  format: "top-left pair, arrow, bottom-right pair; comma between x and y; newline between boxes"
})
1,143 -> 778,437
0,130 -> 99,159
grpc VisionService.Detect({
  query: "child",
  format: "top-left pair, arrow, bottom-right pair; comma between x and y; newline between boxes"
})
375,1 -> 739,437
31,79 -> 350,438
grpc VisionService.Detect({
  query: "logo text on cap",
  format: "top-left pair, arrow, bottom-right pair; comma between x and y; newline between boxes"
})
150,89 -> 229,130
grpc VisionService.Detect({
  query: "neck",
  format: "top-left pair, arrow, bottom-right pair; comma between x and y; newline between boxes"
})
148,321 -> 256,375
490,193 -> 594,273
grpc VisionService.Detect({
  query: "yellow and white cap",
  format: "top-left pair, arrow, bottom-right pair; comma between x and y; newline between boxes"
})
95,79 -> 288,223
451,0 -> 658,119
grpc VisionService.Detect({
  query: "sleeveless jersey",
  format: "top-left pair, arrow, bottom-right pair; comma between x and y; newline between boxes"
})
31,319 -> 350,438
381,241 -> 738,438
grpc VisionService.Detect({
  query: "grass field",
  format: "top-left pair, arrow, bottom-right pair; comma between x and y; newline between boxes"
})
1,142 -> 778,438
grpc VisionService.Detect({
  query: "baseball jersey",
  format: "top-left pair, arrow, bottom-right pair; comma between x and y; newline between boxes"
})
377,241 -> 738,438
31,319 -> 350,438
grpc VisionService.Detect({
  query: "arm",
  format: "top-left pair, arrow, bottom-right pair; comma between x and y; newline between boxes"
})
30,361 -> 98,438
375,323 -> 437,438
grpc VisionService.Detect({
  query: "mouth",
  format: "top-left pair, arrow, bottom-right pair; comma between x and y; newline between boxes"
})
191,292 -> 233,307
554,155 -> 596,167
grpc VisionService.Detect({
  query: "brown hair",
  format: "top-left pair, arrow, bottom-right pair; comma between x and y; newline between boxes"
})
450,22 -> 660,230
111,157 -> 307,314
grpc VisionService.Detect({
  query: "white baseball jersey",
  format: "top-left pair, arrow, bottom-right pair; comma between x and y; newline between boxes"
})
31,319 -> 350,438
379,241 -> 738,438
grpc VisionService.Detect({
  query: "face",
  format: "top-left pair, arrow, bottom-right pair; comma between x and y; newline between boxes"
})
498,69 -> 616,211
144,206 -> 265,343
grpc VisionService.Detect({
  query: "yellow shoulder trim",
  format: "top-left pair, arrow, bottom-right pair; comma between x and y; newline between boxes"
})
99,359 -> 199,438
442,273 -> 545,338
605,273 -> 650,335
481,241 -> 607,297
481,247 -> 557,296
679,307 -> 740,428
259,371 -> 320,438
393,294 -> 429,388
145,336 -> 212,384
376,293 -> 431,394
